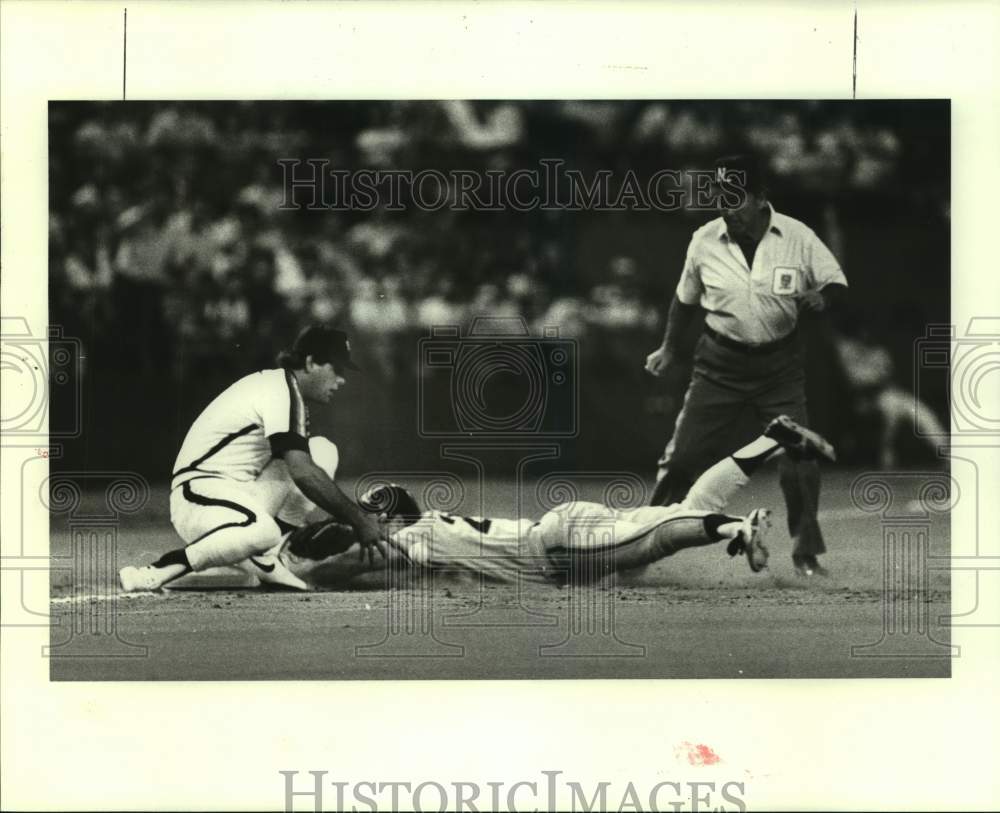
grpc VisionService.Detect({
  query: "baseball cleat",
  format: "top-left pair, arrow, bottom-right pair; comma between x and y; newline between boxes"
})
765,415 -> 837,462
792,554 -> 830,578
119,565 -> 167,593
248,554 -> 310,591
740,508 -> 771,573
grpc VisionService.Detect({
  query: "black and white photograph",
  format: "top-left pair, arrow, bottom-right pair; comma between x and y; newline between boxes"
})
45,97 -> 952,680
3,2 -> 999,811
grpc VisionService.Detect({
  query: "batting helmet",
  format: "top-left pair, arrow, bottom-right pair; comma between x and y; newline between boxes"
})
359,483 -> 422,526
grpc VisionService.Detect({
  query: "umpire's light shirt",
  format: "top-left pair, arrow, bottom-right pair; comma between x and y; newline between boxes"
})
676,203 -> 848,344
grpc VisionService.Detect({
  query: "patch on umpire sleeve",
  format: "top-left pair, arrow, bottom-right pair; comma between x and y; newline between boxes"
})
772,266 -> 799,295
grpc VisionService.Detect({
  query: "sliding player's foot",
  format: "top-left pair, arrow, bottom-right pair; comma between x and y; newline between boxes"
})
765,415 -> 837,462
740,508 -> 771,573
248,554 -> 310,591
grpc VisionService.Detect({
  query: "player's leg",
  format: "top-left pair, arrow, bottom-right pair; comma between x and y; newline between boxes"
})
610,508 -> 771,574
680,435 -> 781,513
535,501 -> 623,581
647,508 -> 772,572
538,501 -> 769,578
612,509 -> 766,571
180,480 -> 311,589
680,416 -> 835,513
208,436 -> 341,587
651,362 -> 746,507
119,479 -> 305,591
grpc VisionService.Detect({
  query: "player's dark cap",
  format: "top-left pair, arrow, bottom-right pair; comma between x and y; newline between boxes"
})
280,325 -> 361,373
713,154 -> 768,194
359,483 -> 422,526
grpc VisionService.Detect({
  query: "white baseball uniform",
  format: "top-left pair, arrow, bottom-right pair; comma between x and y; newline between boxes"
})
390,498 -> 722,581
172,368 -> 309,489
169,368 -> 330,571
284,452 -> 750,586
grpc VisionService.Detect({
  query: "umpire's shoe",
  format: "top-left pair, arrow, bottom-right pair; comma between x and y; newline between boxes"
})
792,553 -> 830,578
765,415 -> 837,462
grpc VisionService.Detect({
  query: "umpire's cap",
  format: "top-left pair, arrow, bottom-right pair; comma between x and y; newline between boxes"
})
713,153 -> 769,194
279,325 -> 361,372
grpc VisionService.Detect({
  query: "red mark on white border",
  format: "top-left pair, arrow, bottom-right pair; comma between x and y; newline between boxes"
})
676,741 -> 721,766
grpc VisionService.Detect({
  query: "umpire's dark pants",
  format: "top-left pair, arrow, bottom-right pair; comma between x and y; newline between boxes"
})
651,330 -> 825,558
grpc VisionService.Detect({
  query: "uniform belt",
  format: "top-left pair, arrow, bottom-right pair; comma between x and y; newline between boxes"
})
704,326 -> 798,355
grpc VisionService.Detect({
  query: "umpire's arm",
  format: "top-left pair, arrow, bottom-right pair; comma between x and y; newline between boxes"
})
801,282 -> 848,314
645,295 -> 702,377
646,231 -> 705,378
801,227 -> 849,314
821,282 -> 848,311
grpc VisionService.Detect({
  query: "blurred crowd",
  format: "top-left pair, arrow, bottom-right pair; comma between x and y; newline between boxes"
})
49,101 -> 926,368
49,101 -> 948,467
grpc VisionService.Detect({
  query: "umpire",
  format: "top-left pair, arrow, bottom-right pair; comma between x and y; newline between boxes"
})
645,155 -> 848,576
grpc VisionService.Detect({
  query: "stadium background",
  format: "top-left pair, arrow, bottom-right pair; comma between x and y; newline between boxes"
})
48,100 -> 950,479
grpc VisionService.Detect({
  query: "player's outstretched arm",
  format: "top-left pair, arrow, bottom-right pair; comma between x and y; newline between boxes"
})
283,449 -> 386,564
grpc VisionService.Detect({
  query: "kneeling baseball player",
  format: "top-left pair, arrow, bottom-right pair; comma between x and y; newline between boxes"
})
278,415 -> 836,588
119,326 -> 384,593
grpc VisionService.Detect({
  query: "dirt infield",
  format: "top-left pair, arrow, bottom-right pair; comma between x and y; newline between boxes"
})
49,469 -> 952,680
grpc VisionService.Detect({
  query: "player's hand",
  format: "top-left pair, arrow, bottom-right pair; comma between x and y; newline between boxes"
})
799,290 -> 826,312
644,345 -> 674,377
355,516 -> 387,565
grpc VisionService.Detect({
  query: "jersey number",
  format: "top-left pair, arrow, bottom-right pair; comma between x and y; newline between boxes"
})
439,514 -> 492,534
